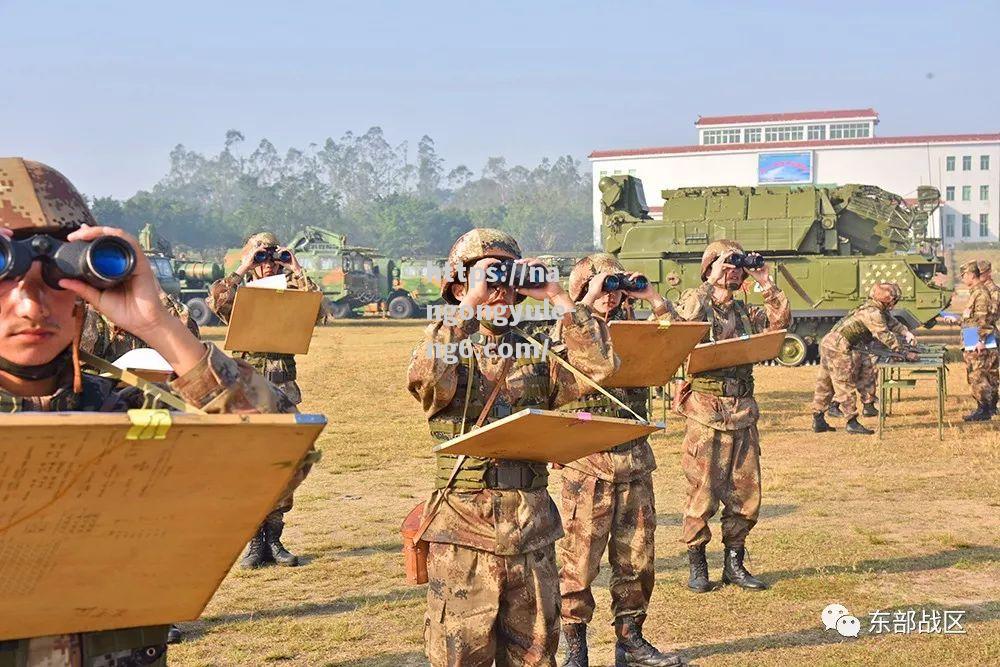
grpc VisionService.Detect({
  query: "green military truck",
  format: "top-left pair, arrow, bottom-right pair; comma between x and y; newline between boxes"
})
600,175 -> 953,366
138,224 -> 224,326
386,257 -> 446,318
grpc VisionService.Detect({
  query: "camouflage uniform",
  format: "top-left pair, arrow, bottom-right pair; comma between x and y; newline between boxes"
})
0,158 -> 294,667
811,297 -> 909,419
854,353 -> 878,405
961,270 -> 999,410
555,254 -> 679,628
82,292 -> 200,361
976,260 -> 1000,410
407,230 -> 616,667
674,274 -> 790,550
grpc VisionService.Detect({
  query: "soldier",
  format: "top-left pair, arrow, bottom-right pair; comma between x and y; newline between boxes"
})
956,261 -> 998,421
976,259 -> 1000,416
674,241 -> 790,592
811,282 -> 918,434
0,157 -> 293,666
407,229 -> 617,667
208,231 -> 321,568
556,254 -> 682,667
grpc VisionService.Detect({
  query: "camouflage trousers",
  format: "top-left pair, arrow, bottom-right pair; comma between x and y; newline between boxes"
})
811,347 -> 869,418
273,453 -> 314,515
964,348 -> 1000,406
681,420 -> 761,548
424,542 -> 560,667
557,468 -> 656,625
8,627 -> 169,667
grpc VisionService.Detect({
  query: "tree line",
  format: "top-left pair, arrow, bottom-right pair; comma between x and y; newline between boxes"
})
90,128 -> 595,258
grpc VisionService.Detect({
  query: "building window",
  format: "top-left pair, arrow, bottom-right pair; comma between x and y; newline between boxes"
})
945,214 -> 955,237
764,125 -> 804,142
962,185 -> 972,201
702,128 -> 742,145
982,185 -> 990,200
628,169 -> 636,176
962,155 -> 972,170
946,186 -> 955,201
982,155 -> 990,170
599,170 -> 608,177
946,156 -> 955,171
829,122 -> 871,139
980,213 -> 990,237
613,169 -> 622,175
744,127 -> 761,143
807,125 -> 826,140
962,214 -> 971,237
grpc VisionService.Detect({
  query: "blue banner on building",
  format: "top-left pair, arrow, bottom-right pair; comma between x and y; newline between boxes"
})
758,151 -> 813,184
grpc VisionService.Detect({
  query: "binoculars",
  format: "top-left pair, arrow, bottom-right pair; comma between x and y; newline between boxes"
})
253,247 -> 293,265
602,273 -> 649,293
727,252 -> 765,270
0,234 -> 136,289
487,260 -> 549,289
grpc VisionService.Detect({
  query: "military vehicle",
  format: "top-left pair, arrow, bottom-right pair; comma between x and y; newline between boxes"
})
387,257 -> 446,318
137,224 -> 181,300
138,224 -> 224,326
600,175 -> 952,366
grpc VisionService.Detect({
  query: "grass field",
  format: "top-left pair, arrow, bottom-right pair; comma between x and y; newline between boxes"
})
171,323 -> 1000,666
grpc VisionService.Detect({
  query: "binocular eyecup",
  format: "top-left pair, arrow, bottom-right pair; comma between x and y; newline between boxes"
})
253,247 -> 293,265
0,234 -> 136,289
602,273 -> 649,293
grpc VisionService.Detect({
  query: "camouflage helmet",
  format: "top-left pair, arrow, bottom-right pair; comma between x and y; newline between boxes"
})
242,231 -> 280,254
441,228 -> 522,304
869,281 -> 902,307
960,260 -> 981,277
0,157 -> 97,236
568,252 -> 625,301
700,239 -> 744,280
977,259 -> 992,275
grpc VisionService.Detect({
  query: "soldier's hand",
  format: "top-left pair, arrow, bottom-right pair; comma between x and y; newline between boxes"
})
459,257 -> 501,308
513,258 -> 556,299
747,262 -> 772,287
707,251 -> 736,286
236,243 -> 261,276
628,272 -> 659,300
580,271 -> 615,308
975,340 -> 986,352
277,247 -> 302,272
903,330 -> 917,345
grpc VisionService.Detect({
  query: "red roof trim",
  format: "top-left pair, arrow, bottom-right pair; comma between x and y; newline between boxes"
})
696,108 -> 878,126
589,133 -> 1000,159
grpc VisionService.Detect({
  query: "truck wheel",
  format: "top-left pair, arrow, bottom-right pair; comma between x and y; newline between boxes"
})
328,300 -> 352,319
186,298 -> 213,327
388,295 -> 417,319
776,332 -> 808,367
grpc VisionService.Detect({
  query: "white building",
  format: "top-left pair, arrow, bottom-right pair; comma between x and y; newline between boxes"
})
589,109 -> 1000,248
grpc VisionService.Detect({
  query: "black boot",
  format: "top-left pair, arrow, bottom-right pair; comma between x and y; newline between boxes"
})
827,402 -> 844,418
963,402 -> 992,422
264,512 -> 300,566
239,524 -> 273,569
862,402 -> 879,417
812,412 -> 835,433
614,615 -> 684,666
166,625 -> 183,644
721,546 -> 768,590
845,417 -> 874,435
561,623 -> 588,667
687,545 -> 711,592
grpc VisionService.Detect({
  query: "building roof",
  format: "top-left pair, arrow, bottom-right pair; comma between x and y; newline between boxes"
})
695,108 -> 879,127
589,133 -> 1000,160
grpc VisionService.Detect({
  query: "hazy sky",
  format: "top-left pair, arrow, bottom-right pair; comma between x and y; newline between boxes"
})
2,1 -> 997,198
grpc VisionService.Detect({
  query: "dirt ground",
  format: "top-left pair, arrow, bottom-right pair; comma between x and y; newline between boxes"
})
171,323 -> 1000,667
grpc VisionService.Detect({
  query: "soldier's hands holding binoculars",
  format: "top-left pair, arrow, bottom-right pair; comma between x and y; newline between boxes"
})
708,251 -> 737,286
580,271 -> 615,308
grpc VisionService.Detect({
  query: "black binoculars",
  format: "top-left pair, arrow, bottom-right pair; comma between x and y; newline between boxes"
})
253,247 -> 293,264
728,252 -> 765,270
487,260 -> 549,289
0,234 -> 136,289
602,273 -> 649,293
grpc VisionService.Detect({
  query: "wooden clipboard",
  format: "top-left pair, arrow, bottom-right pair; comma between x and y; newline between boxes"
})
432,408 -> 661,464
605,321 -> 710,388
223,287 -> 323,355
0,412 -> 326,640
685,329 -> 787,375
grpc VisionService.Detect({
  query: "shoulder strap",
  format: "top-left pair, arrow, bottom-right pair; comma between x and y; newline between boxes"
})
79,351 -> 205,414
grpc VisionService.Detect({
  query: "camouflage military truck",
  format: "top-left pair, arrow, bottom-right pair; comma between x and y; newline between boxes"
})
138,224 -> 181,300
137,224 -> 222,326
386,257 -> 446,318
224,226 -> 387,319
600,175 -> 952,366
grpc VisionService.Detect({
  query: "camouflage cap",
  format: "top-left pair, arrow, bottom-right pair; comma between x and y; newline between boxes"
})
568,252 -> 625,301
960,260 -> 981,277
0,158 -> 97,236
242,231 -> 280,254
700,239 -> 744,280
441,228 -> 522,304
869,281 -> 902,307
977,259 -> 992,274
